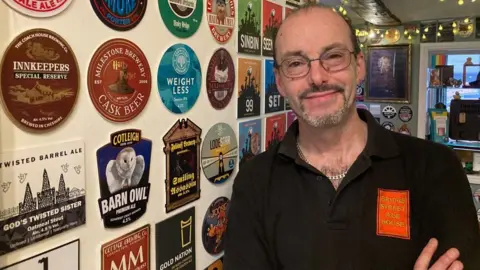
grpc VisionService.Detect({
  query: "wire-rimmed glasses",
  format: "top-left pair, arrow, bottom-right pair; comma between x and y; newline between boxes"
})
277,48 -> 355,78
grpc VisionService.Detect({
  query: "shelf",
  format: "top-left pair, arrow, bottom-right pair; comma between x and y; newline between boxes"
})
443,140 -> 480,151
468,174 -> 480,184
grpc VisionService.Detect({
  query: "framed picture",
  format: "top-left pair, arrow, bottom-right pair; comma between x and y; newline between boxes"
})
365,44 -> 412,103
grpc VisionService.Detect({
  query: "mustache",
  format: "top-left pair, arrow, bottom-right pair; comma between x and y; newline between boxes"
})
299,84 -> 345,99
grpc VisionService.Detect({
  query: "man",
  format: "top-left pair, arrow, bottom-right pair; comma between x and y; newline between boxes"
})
215,0 -> 226,25
224,3 -> 480,270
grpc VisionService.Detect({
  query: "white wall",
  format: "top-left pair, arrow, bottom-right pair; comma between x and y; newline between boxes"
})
0,0 -> 290,268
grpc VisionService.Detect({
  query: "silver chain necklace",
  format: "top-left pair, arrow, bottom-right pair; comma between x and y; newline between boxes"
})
296,141 -> 348,181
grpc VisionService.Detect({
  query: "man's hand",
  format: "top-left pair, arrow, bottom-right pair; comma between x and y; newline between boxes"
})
413,238 -> 464,270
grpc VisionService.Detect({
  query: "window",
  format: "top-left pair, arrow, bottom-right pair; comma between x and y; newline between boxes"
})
445,54 -> 480,110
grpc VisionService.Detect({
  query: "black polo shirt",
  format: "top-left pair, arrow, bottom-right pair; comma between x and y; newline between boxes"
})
224,109 -> 480,270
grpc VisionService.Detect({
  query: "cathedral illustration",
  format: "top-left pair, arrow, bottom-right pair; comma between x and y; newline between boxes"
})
18,169 -> 72,215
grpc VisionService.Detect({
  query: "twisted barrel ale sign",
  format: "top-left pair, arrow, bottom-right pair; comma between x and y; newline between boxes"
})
96,129 -> 152,228
0,140 -> 85,255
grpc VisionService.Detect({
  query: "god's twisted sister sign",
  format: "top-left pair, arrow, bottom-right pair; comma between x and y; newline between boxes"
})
0,140 -> 85,256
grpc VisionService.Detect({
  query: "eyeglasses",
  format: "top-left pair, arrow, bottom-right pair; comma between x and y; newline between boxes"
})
277,48 -> 355,78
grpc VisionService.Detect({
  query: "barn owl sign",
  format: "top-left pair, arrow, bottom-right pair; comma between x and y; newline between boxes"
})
96,129 -> 152,228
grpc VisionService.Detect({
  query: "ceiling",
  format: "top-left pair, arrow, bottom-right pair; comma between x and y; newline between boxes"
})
319,0 -> 480,26
381,0 -> 480,23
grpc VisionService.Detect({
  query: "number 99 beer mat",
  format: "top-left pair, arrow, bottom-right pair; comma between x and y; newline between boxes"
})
87,38 -> 152,122
201,123 -> 238,185
237,58 -> 261,118
265,113 -> 286,151
96,129 -> 152,228
0,29 -> 79,132
202,197 -> 230,255
158,44 -> 202,114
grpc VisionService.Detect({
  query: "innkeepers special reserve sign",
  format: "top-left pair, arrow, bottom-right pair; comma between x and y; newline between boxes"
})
0,140 -> 85,255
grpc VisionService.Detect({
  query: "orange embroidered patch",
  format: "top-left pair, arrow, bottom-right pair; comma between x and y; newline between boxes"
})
376,188 -> 410,239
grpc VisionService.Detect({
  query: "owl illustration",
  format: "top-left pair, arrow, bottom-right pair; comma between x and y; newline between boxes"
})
105,147 -> 145,194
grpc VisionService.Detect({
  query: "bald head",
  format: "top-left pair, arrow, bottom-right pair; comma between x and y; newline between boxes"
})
273,4 -> 360,67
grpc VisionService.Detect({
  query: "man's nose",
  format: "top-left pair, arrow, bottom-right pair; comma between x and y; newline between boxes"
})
308,59 -> 329,85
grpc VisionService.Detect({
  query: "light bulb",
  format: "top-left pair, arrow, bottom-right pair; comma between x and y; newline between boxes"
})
464,18 -> 469,23
408,35 -> 412,40
437,32 -> 441,37
453,29 -> 458,34
425,27 -> 429,32
453,22 -> 457,27
468,24 -> 473,30
439,25 -> 443,31
386,30 -> 389,35
381,34 -> 384,38
376,29 -> 380,34
404,30 -> 408,35
342,10 -> 347,15
422,34 -> 427,39
360,44 -> 364,48
339,6 -> 344,12
458,0 -> 464,4
415,29 -> 420,34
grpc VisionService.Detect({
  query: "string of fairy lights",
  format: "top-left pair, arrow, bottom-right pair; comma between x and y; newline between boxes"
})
330,0 -> 477,47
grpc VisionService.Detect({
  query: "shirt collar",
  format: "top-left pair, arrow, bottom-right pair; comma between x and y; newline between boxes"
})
278,108 -> 401,160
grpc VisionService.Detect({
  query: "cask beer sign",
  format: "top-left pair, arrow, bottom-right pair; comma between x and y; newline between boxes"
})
237,0 -> 261,55
101,225 -> 150,270
87,38 -> 152,123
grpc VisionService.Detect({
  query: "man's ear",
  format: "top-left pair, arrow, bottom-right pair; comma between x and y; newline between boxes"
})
274,68 -> 286,97
355,51 -> 366,85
